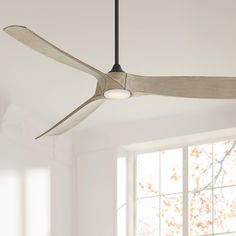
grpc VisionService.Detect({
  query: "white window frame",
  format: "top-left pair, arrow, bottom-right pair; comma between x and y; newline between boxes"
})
120,131 -> 236,236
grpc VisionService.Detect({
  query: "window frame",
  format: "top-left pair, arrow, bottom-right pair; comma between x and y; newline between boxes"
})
120,133 -> 236,236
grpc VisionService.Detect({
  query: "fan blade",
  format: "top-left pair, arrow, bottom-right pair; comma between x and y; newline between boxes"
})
126,74 -> 236,99
35,95 -> 104,139
3,25 -> 110,87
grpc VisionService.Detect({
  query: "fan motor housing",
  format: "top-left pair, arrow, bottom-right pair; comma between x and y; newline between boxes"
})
107,72 -> 127,88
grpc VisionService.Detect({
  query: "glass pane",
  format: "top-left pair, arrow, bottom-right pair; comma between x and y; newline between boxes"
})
117,158 -> 126,208
161,194 -> 183,235
161,149 -> 182,194
0,170 -> 21,236
189,190 -> 212,236
25,168 -> 51,236
137,152 -> 159,198
214,140 -> 236,187
137,197 -> 159,236
189,144 -> 213,191
214,187 -> 236,234
117,206 -> 126,236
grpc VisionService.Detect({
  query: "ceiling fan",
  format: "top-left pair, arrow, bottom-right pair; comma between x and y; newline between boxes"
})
3,0 -> 236,139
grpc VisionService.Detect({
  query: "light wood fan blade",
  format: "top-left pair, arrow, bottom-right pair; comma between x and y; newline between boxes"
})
3,25 -> 109,87
126,74 -> 236,99
35,95 -> 104,139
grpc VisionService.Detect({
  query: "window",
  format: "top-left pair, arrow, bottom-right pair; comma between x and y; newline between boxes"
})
0,167 -> 51,236
117,139 -> 236,236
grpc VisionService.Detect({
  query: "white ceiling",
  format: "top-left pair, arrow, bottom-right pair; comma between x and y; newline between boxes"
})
1,0 -> 236,130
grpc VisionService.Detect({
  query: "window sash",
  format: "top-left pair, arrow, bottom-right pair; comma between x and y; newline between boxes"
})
123,137 -> 236,236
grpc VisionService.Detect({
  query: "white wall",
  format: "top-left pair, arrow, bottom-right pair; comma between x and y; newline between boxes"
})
0,98 -> 74,236
76,149 -> 117,236
74,103 -> 236,236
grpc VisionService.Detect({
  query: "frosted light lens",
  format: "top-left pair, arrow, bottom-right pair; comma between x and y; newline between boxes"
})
104,89 -> 131,99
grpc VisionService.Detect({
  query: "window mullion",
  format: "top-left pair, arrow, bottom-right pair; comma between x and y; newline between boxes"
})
183,146 -> 189,236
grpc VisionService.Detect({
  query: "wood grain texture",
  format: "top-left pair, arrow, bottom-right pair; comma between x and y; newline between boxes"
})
4,25 -> 121,90
35,95 -> 105,139
126,74 -> 236,99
